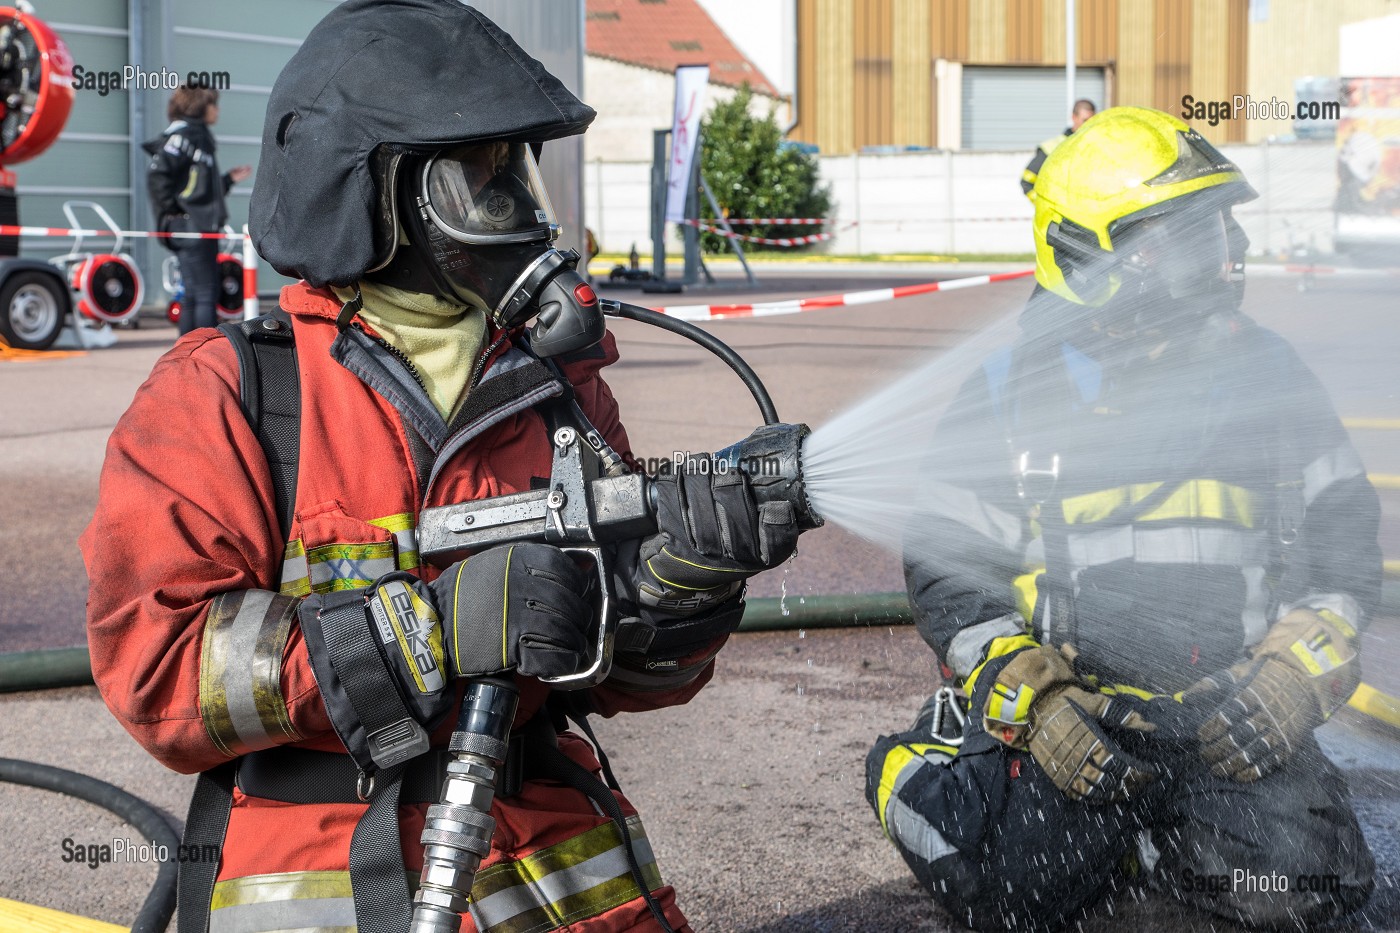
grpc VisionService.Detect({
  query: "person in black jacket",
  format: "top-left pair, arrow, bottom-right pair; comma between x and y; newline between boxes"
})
867,107 -> 1379,931
144,86 -> 251,334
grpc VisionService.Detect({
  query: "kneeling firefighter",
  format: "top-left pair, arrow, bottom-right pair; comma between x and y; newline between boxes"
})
81,2 -> 800,931
867,106 -> 1380,931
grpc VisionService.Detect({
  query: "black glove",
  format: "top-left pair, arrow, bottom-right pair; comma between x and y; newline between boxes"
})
430,542 -> 594,680
627,458 -> 800,619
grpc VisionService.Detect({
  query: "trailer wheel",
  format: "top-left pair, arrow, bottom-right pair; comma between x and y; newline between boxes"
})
0,271 -> 66,350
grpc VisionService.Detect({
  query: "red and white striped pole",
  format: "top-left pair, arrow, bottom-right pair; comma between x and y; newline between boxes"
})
241,226 -> 259,321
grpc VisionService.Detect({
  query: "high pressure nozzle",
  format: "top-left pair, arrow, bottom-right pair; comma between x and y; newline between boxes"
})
715,422 -> 824,531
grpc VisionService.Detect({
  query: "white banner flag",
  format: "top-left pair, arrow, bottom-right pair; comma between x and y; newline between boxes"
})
665,64 -> 709,223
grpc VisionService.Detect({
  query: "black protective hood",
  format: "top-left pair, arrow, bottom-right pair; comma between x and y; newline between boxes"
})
249,0 -> 595,287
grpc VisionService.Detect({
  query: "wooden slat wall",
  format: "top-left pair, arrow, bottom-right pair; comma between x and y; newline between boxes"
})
1190,0 -> 1231,144
968,0 -> 1007,63
1006,0 -> 1043,62
793,0 -> 819,144
1078,0 -> 1118,66
1153,0 -> 1192,116
1225,0 -> 1247,143
793,0 -> 1254,153
855,0 -> 895,148
814,0 -> 855,153
1117,0 -> 1155,107
931,0 -> 971,60
893,0 -> 934,146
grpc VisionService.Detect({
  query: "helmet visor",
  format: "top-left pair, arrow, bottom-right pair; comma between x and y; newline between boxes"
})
421,141 -> 558,245
1112,207 -> 1231,297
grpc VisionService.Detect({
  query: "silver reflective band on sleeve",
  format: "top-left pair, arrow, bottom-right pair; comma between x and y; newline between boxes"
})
946,614 -> 1026,680
200,590 -> 302,758
1280,592 -> 1363,631
917,480 -> 1023,551
1066,525 -> 1270,570
1302,444 -> 1366,505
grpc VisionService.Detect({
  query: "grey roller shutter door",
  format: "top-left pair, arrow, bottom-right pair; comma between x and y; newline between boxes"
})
960,66 -> 1106,151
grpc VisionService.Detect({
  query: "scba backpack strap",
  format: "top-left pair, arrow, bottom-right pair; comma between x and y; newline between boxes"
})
177,311 -> 301,933
218,307 -> 301,541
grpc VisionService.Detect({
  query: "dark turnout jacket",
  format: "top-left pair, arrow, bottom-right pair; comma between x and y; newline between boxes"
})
905,288 -> 1382,695
143,118 -> 233,239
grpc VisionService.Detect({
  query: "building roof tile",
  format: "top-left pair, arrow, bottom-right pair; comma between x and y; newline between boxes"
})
586,0 -> 779,97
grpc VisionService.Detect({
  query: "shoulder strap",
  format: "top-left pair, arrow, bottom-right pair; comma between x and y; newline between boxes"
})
218,308 -> 300,542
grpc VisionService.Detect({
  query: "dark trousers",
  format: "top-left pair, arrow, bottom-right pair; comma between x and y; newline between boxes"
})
175,238 -> 221,335
867,693 -> 1375,932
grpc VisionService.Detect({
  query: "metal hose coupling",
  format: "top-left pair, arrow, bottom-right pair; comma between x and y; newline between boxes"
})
714,422 -> 824,530
410,677 -> 519,933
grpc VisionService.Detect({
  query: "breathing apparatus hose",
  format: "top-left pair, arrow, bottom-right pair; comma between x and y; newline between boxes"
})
601,299 -> 780,425
0,757 -> 179,932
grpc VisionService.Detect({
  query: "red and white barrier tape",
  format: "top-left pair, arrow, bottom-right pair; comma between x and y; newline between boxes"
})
0,223 -> 235,241
688,221 -> 858,247
651,268 -> 1035,322
1,223 -> 260,321
686,217 -> 833,226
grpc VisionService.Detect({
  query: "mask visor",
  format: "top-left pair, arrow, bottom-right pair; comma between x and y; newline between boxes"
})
421,141 -> 558,245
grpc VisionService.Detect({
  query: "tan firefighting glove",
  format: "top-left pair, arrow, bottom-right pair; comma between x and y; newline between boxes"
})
984,645 -> 1156,804
1186,608 -> 1359,783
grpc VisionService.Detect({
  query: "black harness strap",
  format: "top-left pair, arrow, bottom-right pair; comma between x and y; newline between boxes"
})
218,309 -> 300,541
175,764 -> 235,933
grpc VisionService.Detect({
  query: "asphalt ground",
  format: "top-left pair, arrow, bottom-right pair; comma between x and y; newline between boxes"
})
2,263 -> 1399,931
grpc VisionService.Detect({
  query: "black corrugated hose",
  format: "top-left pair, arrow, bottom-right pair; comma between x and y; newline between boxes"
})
0,757 -> 178,932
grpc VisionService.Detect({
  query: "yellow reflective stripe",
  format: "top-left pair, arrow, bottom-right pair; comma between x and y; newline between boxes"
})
212,870 -> 353,909
278,514 -> 420,594
1062,480 -> 1255,527
468,815 -> 665,933
874,743 -> 957,837
1289,632 -> 1349,677
210,871 -> 355,933
370,513 -> 421,571
199,591 -> 301,757
985,682 -> 1034,724
1316,608 -> 1357,640
306,541 -> 397,593
963,634 -> 1039,698
876,745 -> 919,836
1098,682 -> 1167,701
279,538 -> 311,597
1012,569 -> 1043,622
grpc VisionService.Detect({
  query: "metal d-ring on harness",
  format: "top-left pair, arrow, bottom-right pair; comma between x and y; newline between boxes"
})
927,686 -> 968,747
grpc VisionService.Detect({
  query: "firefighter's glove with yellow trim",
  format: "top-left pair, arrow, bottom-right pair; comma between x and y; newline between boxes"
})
430,543 -> 594,680
985,645 -> 1157,803
627,458 -> 799,620
1186,608 -> 1358,783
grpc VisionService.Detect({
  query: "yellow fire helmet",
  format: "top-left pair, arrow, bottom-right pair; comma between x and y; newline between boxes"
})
1031,106 -> 1257,307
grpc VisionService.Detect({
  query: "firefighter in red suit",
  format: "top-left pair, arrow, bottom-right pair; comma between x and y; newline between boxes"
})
80,3 -> 799,931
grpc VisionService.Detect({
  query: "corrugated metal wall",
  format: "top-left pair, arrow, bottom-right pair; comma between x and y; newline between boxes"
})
791,0 -> 1253,154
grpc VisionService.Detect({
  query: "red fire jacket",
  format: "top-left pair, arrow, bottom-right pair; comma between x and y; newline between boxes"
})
82,282 -> 715,932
